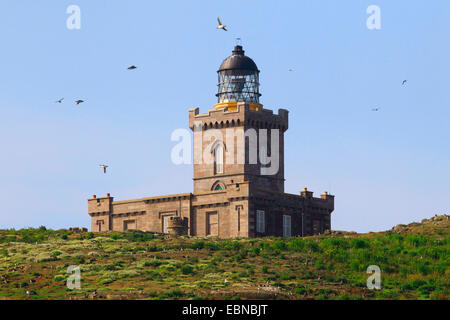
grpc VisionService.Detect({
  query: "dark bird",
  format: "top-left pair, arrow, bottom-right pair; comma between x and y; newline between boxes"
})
372,107 -> 380,112
402,80 -> 407,85
55,98 -> 64,103
99,164 -> 108,174
217,17 -> 227,31
128,65 -> 137,70
75,100 -> 84,105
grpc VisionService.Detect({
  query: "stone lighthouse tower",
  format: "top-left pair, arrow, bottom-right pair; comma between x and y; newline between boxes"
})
189,45 -> 288,195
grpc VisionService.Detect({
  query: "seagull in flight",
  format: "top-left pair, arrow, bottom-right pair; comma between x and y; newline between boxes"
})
217,17 -> 227,31
75,99 -> 84,105
402,80 -> 407,85
55,98 -> 64,103
99,164 -> 108,174
128,65 -> 137,70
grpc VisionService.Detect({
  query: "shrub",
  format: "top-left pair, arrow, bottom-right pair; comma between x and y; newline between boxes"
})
146,245 -> 160,252
72,256 -> 85,264
407,235 -> 428,248
188,256 -> 199,264
288,238 -> 305,251
350,238 -> 369,249
272,240 -> 287,251
54,275 -> 65,281
181,265 -> 195,275
305,240 -> 319,252
51,251 -> 62,258
279,272 -> 296,280
294,288 -> 307,295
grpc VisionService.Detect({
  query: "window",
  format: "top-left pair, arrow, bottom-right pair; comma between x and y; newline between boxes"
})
256,210 -> 265,233
211,181 -> 225,191
206,212 -> 218,236
212,141 -> 224,174
283,215 -> 291,237
313,219 -> 322,235
96,219 -> 104,232
124,220 -> 136,231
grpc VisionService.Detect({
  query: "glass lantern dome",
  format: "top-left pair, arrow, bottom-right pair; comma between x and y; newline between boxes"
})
216,45 -> 261,104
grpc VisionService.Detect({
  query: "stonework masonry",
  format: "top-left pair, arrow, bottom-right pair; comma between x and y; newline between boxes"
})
88,102 -> 334,238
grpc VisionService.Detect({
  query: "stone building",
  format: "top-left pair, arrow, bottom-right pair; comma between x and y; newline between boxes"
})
88,45 -> 334,238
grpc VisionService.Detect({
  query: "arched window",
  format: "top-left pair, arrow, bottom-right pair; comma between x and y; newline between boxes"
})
211,141 -> 224,174
211,180 -> 226,191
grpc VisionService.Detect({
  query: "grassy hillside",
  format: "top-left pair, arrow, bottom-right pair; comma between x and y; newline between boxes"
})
0,215 -> 448,300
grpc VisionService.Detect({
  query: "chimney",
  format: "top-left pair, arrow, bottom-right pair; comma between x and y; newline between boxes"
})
321,191 -> 334,201
300,187 -> 313,198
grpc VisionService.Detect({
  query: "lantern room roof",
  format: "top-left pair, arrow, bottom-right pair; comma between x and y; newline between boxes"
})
218,45 -> 259,73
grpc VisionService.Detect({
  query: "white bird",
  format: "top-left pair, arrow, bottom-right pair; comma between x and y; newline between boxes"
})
217,17 -> 227,31
99,164 -> 108,174
55,98 -> 64,103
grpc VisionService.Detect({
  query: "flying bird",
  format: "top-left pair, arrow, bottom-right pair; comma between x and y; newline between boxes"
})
217,17 -> 227,31
55,98 -> 64,103
128,65 -> 137,70
402,80 -> 407,85
288,69 -> 294,72
99,164 -> 108,174
75,100 -> 84,105
372,107 -> 380,112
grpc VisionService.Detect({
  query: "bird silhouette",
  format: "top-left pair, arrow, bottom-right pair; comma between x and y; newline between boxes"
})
217,17 -> 227,31
402,80 -> 407,85
75,100 -> 84,105
55,98 -> 64,103
372,107 -> 380,112
128,65 -> 137,70
99,164 -> 108,174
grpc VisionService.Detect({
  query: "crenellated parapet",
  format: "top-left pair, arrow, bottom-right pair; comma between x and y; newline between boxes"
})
189,102 -> 288,132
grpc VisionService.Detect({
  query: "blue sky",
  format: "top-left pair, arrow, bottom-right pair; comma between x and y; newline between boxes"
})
0,1 -> 448,232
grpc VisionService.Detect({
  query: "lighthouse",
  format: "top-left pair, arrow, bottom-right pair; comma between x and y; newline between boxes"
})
89,45 -> 334,238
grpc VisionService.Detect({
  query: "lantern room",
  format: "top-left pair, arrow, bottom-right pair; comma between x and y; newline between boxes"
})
215,45 -> 262,110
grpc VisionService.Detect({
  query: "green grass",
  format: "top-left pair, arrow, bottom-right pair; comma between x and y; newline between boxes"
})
0,216 -> 448,300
